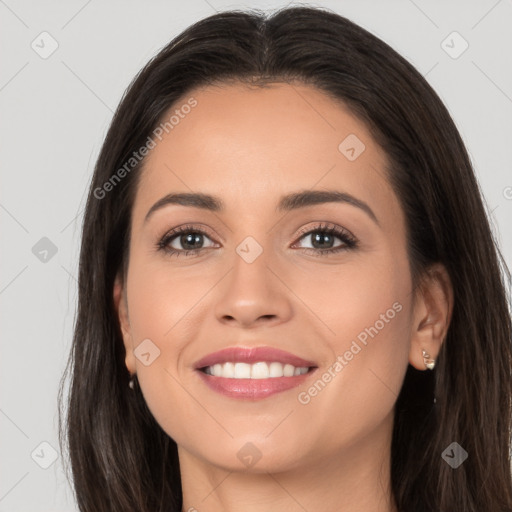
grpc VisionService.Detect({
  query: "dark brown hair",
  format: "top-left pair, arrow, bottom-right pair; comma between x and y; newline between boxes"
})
58,5 -> 512,511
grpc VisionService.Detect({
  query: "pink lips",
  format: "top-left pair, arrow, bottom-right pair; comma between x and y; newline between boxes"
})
193,346 -> 317,369
193,346 -> 318,400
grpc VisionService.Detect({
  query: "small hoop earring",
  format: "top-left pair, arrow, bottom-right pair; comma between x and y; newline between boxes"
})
422,349 -> 436,370
128,375 -> 135,389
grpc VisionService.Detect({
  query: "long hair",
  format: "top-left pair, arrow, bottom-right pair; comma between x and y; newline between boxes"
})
58,5 -> 512,511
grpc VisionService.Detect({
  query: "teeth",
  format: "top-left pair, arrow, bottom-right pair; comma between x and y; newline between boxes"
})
203,361 -> 310,379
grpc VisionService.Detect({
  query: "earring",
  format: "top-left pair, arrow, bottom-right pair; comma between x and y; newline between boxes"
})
422,349 -> 436,370
129,374 -> 135,389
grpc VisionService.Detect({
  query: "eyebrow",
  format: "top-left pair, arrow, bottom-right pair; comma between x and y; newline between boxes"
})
144,189 -> 379,226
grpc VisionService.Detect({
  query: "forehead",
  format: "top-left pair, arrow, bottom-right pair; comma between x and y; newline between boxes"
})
131,81 -> 401,228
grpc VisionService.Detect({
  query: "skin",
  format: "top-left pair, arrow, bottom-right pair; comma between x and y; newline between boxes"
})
113,82 -> 453,512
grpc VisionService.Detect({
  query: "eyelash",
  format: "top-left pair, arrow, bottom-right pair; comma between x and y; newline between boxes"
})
156,222 -> 358,258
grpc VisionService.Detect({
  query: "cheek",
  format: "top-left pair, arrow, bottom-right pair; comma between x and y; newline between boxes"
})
124,259 -> 207,437
296,262 -> 411,440
125,250 -> 217,345
124,253 -> 225,427
290,248 -> 409,352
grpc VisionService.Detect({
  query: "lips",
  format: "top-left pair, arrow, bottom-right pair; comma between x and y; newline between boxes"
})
196,368 -> 316,399
193,346 -> 317,370
193,346 -> 318,400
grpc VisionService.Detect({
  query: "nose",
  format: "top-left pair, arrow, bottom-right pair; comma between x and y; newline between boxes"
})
214,247 -> 293,329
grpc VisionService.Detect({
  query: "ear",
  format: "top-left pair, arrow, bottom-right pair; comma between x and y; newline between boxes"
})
113,273 -> 137,375
409,262 -> 453,370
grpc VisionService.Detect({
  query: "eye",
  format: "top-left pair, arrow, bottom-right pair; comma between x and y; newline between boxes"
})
156,224 -> 217,258
156,222 -> 358,258
292,222 -> 358,256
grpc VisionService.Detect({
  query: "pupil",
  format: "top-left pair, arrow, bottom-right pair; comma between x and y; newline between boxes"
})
312,232 -> 333,249
182,233 -> 202,250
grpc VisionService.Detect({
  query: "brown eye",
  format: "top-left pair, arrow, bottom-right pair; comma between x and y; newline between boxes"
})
157,225 -> 217,257
293,223 -> 357,256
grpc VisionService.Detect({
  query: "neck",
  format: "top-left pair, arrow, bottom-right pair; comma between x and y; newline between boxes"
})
178,411 -> 398,512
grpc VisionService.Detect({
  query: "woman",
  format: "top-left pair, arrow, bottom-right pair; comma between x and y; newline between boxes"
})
58,5 -> 512,511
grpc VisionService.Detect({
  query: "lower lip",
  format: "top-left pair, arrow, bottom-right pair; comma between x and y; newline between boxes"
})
195,368 -> 317,400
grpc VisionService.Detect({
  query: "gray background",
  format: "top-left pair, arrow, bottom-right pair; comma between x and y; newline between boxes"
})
1,0 -> 511,510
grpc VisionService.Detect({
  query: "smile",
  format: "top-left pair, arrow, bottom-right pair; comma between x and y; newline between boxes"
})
195,363 -> 317,400
193,345 -> 318,399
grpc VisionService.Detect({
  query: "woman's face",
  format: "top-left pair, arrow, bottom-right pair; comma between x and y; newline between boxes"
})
115,81 -> 419,473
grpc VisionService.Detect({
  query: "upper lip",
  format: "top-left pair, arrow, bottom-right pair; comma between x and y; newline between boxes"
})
193,346 -> 318,370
